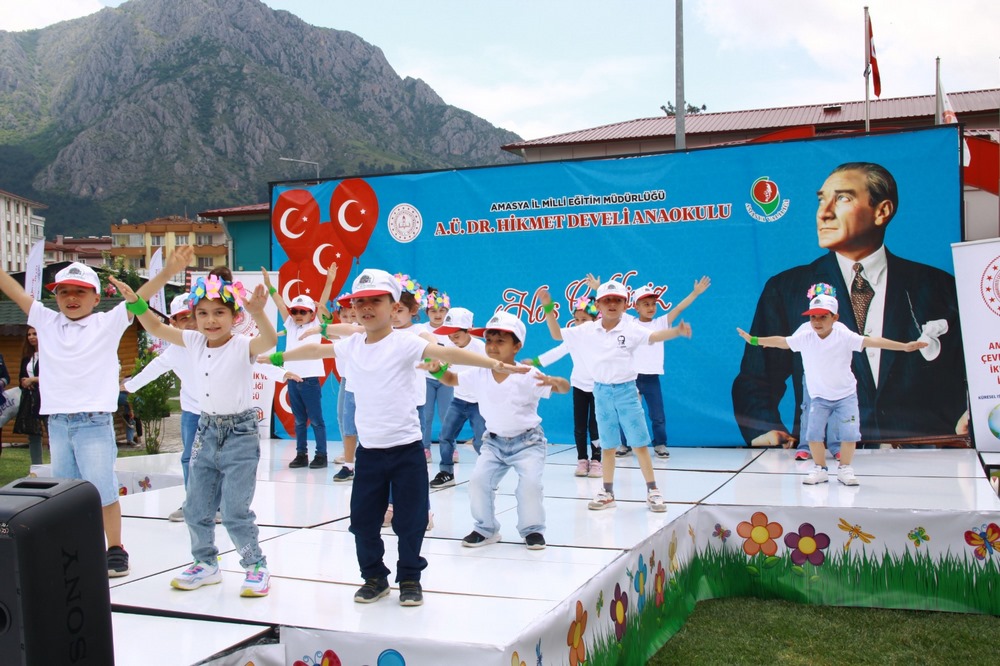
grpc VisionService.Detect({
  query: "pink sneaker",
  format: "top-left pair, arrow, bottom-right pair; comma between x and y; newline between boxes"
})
574,460 -> 589,477
424,449 -> 432,462
588,460 -> 603,478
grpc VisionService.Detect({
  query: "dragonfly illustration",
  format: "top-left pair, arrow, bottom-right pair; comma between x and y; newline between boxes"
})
838,518 -> 874,552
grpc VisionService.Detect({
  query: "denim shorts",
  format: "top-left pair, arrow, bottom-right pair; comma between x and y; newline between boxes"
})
337,381 -> 357,437
593,381 -> 651,450
47,412 -> 120,506
805,394 -> 862,444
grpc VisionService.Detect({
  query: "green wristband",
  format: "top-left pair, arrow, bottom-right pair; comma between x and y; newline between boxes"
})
431,362 -> 450,379
126,297 -> 148,315
542,302 -> 555,314
320,321 -> 329,339
531,356 -> 542,369
268,286 -> 277,295
270,351 -> 285,367
750,336 -> 759,347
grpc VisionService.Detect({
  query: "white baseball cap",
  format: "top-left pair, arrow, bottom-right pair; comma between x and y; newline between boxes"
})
595,280 -> 627,301
470,310 -> 526,344
802,294 -> 839,316
630,285 -> 658,307
351,268 -> 402,301
434,307 -> 474,334
289,294 -> 317,312
169,293 -> 192,318
46,262 -> 100,292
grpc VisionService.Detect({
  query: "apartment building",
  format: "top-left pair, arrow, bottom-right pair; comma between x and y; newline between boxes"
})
109,215 -> 232,280
0,189 -> 46,273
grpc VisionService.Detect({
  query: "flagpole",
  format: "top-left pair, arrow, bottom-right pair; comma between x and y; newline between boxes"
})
674,0 -> 686,150
935,57 -> 943,125
864,6 -> 871,132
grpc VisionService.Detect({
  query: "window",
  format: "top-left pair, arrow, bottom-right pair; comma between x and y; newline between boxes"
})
196,234 -> 214,245
197,256 -> 214,269
175,233 -> 189,245
129,257 -> 146,269
150,235 -> 164,246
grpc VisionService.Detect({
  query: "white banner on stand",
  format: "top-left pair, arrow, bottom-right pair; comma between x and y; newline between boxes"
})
952,238 -> 1000,451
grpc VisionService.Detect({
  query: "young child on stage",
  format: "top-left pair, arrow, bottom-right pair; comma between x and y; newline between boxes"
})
333,293 -> 359,482
432,311 -> 569,549
262,264 -> 337,470
427,307 -> 487,488
621,276 -> 711,459
531,295 -> 602,478
422,287 -> 456,462
259,268 -> 526,606
113,262 -> 278,597
540,280 -> 692,512
737,284 -> 927,486
0,251 -> 187,577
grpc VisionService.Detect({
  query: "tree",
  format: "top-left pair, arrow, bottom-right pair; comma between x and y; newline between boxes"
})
129,333 -> 174,454
661,102 -> 707,117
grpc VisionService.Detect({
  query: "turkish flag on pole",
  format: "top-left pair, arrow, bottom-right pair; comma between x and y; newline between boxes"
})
865,8 -> 881,98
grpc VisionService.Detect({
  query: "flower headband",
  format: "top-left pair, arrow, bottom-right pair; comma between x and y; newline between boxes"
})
394,273 -> 426,307
426,291 -> 450,310
806,283 -> 836,299
188,275 -> 248,311
574,296 -> 599,317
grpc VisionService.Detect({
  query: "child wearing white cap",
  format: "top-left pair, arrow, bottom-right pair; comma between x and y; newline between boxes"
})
0,248 -> 193,578
258,268 -> 527,606
540,280 -> 692,513
262,265 -> 338,470
623,277 -> 711,460
431,311 -> 569,549
737,283 -> 927,486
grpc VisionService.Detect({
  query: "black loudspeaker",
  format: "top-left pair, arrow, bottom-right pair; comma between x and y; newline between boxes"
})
0,478 -> 114,665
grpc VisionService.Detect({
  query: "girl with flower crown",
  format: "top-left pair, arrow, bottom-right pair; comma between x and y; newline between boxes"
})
111,263 -> 278,598
421,286 -> 456,462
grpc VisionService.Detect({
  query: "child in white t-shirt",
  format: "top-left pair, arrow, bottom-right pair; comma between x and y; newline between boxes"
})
422,287 -> 456,462
258,268 -> 526,606
433,311 -> 569,550
540,280 -> 692,513
623,277 -> 711,459
737,284 -> 926,486
113,263 -> 278,597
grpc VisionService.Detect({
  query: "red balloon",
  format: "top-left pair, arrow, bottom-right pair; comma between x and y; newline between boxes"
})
328,178 -> 379,256
272,189 -> 322,262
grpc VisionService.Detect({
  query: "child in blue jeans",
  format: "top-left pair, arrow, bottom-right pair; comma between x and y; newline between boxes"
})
113,263 -> 278,597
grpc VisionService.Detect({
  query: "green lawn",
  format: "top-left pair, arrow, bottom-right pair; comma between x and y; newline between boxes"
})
651,596 -> 1000,665
0,445 -> 146,487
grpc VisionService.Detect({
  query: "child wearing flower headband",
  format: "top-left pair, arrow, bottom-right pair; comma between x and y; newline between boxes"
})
111,263 -> 278,597
391,274 -> 433,464
422,286 -> 456,463
737,282 -> 927,487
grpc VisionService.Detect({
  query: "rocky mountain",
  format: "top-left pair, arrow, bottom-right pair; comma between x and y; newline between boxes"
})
0,0 -> 522,235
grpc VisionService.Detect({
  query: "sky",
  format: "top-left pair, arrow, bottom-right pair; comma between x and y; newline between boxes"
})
1,0 -> 998,140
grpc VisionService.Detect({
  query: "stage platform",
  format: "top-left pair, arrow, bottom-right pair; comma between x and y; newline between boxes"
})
103,441 -> 1000,665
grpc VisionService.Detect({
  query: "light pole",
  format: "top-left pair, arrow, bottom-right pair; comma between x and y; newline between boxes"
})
279,157 -> 320,179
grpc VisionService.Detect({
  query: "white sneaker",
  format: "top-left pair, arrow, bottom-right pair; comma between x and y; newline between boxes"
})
168,506 -> 184,522
587,460 -> 603,478
646,489 -> 667,513
574,460 -> 589,477
588,490 -> 617,510
240,563 -> 270,597
803,465 -> 829,485
334,454 -> 346,465
837,464 -> 860,486
170,561 -> 222,590
653,445 -> 670,459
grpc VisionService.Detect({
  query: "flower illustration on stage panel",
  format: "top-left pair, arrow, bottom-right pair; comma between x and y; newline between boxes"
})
838,518 -> 875,552
138,476 -> 151,491
907,526 -> 931,548
964,523 -> 1000,560
633,555 -> 648,612
737,511 -> 783,556
510,651 -> 526,666
654,560 -> 666,607
611,582 -> 628,642
784,523 -> 831,566
292,649 -> 341,666
713,522 -> 731,544
688,523 -> 696,544
566,600 -> 587,666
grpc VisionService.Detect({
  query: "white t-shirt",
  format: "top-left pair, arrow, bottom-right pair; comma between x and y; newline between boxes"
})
460,367 -> 552,437
451,337 -> 486,403
537,342 -> 595,392
282,316 -> 326,378
124,343 -> 201,413
333,330 -> 428,448
631,314 -> 671,375
394,323 -> 429,405
561,318 -> 652,385
182,329 -> 255,415
786,322 -> 865,401
29,300 -> 131,414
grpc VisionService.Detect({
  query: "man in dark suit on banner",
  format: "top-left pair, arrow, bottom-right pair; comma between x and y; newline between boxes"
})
732,162 -> 966,447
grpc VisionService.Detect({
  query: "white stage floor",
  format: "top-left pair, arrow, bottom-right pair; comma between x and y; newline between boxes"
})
106,440 -> 1000,665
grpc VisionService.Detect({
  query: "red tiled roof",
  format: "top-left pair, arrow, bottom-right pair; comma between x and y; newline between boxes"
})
199,203 -> 269,217
504,88 -> 1000,149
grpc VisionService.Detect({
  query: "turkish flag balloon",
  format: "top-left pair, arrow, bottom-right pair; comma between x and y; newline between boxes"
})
329,179 -> 379,256
273,189 -> 321,262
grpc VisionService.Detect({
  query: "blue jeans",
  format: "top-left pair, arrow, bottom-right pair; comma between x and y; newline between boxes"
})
469,427 -> 547,538
180,410 -> 199,487
287,376 -> 327,456
48,412 -> 119,506
593,381 -> 651,450
636,373 -> 667,447
350,442 -> 428,582
336,379 -> 357,437
795,381 -> 841,455
187,410 -> 265,570
438,398 -> 486,474
421,378 -> 454,449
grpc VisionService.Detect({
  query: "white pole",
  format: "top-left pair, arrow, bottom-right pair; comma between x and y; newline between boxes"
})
674,0 -> 686,150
